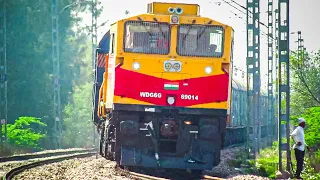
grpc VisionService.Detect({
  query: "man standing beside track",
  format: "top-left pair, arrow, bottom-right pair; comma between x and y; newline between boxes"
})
290,117 -> 310,179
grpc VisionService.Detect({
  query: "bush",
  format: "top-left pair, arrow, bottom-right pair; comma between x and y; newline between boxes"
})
300,151 -> 320,180
3,116 -> 47,152
255,142 -> 279,179
291,107 -> 320,148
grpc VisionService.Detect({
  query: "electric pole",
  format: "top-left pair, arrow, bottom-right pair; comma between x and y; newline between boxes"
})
267,0 -> 274,146
277,0 -> 291,174
246,0 -> 261,160
274,8 -> 279,142
52,0 -> 61,149
0,0 -> 7,146
92,0 -> 98,148
297,31 -> 305,66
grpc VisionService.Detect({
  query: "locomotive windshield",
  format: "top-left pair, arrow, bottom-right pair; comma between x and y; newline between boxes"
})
177,24 -> 224,57
124,21 -> 170,55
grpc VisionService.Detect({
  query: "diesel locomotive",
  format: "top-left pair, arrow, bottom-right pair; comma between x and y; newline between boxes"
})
92,2 -> 234,172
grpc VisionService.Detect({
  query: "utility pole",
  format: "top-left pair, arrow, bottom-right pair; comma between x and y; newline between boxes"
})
92,0 -> 97,70
246,0 -> 261,160
267,0 -> 274,146
297,31 -> 304,66
277,0 -> 291,174
274,8 -> 279,142
92,0 -> 98,147
52,0 -> 61,149
0,0 -> 7,146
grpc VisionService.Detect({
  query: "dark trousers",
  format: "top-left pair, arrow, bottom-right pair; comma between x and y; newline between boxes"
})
294,148 -> 305,177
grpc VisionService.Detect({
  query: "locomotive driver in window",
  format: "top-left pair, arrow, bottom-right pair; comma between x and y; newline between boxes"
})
290,117 -> 310,179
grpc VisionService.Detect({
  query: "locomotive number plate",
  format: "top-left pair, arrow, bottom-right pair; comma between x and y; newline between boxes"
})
180,94 -> 199,100
140,92 -> 162,98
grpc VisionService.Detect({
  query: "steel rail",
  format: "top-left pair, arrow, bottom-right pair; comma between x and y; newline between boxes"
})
0,148 -> 96,162
2,151 -> 96,180
117,166 -> 226,180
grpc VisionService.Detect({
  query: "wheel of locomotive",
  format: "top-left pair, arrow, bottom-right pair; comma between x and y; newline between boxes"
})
105,124 -> 116,161
99,123 -> 106,157
190,169 -> 203,176
108,116 -> 121,165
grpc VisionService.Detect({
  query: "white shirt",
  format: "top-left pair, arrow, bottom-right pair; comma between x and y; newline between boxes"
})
290,126 -> 307,151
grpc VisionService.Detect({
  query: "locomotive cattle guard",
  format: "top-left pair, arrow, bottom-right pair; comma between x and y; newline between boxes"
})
93,2 -> 234,173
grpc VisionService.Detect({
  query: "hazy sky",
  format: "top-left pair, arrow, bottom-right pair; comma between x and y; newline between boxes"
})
83,0 -> 320,87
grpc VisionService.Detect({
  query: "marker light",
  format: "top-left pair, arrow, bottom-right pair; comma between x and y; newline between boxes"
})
167,96 -> 175,105
184,120 -> 191,125
132,62 -> 140,70
205,66 -> 213,74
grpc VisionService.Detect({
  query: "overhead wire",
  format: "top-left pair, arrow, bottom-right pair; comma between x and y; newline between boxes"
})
217,0 -> 276,42
221,0 -> 269,29
227,11 -> 272,42
212,4 -> 272,43
210,0 -> 273,89
209,1 -> 275,53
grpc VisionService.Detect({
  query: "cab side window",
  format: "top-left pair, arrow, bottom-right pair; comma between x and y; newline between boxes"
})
111,33 -> 115,54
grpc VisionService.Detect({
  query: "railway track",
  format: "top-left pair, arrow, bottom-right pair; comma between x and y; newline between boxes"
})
128,171 -> 226,180
116,166 -> 226,180
0,148 -> 96,162
1,150 -> 97,180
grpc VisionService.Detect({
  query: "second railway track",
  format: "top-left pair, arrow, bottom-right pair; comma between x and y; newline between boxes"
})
0,148 -> 96,162
1,150 -> 97,180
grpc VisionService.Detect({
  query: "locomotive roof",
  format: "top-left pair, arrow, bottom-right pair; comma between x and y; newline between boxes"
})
232,79 -> 268,95
97,30 -> 110,54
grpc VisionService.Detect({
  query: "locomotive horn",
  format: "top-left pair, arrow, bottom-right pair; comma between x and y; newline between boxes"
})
168,7 -> 175,13
176,7 -> 183,14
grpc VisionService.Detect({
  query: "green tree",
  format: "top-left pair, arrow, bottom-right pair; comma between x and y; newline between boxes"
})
5,1 -> 103,148
290,49 -> 320,115
3,117 -> 47,150
291,107 -> 320,149
61,83 -> 94,148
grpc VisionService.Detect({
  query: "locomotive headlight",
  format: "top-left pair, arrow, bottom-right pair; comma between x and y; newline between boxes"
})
173,63 -> 180,71
132,62 -> 140,70
164,62 -> 172,71
205,66 -> 213,74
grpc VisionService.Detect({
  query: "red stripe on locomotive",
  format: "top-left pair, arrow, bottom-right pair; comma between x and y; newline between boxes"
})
114,66 -> 229,106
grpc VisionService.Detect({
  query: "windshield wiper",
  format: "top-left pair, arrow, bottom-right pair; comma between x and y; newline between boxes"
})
140,22 -> 152,37
195,26 -> 207,51
196,25 -> 207,40
157,24 -> 167,39
182,26 -> 193,41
